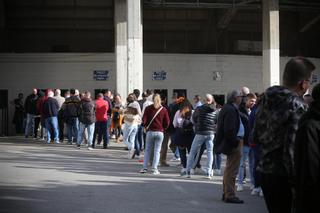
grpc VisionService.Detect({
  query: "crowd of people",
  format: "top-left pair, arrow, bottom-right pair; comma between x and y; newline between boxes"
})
10,56 -> 320,212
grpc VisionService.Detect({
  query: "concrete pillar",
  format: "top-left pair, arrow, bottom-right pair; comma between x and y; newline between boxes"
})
115,0 -> 128,99
127,0 -> 143,95
262,0 -> 280,90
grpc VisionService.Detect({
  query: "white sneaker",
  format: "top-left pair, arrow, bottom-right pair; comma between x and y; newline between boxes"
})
250,184 -> 255,190
151,169 -> 160,175
251,187 -> 261,196
259,190 -> 264,197
88,147 -> 94,150
111,134 -> 116,139
190,168 -> 195,175
237,184 -> 244,192
170,157 -> 181,162
214,169 -> 222,176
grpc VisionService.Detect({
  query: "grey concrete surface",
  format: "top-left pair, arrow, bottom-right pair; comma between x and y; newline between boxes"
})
0,137 -> 267,213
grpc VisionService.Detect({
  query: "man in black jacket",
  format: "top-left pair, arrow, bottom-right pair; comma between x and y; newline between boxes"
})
215,90 -> 243,204
43,90 -> 60,144
77,91 -> 95,149
24,88 -> 38,138
186,94 -> 216,179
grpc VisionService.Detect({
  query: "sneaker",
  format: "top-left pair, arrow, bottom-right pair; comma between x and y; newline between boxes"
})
139,168 -> 147,174
214,169 -> 222,176
186,171 -> 191,178
88,147 -> 94,151
138,159 -> 144,163
259,190 -> 264,197
251,187 -> 261,196
180,168 -> 187,176
170,157 -> 181,162
205,173 -> 213,180
236,184 -> 244,192
76,144 -> 81,149
128,149 -> 135,159
111,134 -> 116,139
190,168 -> 195,175
250,184 -> 255,190
151,169 -> 160,175
54,141 -> 60,144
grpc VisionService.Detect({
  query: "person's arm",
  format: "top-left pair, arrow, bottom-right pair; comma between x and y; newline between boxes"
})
162,108 -> 170,130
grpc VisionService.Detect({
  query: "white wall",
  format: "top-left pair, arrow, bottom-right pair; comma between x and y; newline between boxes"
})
1,53 -> 320,135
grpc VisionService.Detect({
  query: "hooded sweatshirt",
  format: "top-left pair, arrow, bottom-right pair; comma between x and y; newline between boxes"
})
254,86 -> 307,178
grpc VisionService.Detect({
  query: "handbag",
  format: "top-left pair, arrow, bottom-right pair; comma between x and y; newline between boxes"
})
144,107 -> 163,133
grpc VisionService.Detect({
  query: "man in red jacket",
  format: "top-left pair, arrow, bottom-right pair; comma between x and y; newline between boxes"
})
93,93 -> 109,149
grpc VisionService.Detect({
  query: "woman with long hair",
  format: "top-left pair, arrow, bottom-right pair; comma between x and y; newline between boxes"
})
140,94 -> 170,175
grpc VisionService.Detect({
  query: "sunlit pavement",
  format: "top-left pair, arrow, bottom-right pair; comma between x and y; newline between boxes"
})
0,137 -> 267,213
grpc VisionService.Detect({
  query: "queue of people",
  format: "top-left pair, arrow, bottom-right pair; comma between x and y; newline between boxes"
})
10,56 -> 320,212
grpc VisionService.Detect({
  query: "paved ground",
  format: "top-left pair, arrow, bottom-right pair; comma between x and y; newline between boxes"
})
0,137 -> 267,213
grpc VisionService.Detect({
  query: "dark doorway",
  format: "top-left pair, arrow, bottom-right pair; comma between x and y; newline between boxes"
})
154,89 -> 168,106
94,89 -> 108,99
173,89 -> 187,99
0,90 -> 9,136
213,94 -> 225,108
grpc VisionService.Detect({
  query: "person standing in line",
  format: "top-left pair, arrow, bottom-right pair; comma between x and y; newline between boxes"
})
193,95 -> 202,109
61,89 -> 81,145
236,93 -> 257,192
215,90 -> 244,204
103,89 -> 113,145
93,93 -> 109,149
186,94 -> 216,179
77,91 -> 95,150
24,88 -> 38,138
12,93 -> 25,134
140,94 -> 170,175
254,57 -> 315,213
53,89 -> 65,142
294,82 -> 320,213
43,90 -> 60,144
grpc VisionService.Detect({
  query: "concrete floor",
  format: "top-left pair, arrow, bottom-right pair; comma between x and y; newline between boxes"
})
0,137 -> 267,213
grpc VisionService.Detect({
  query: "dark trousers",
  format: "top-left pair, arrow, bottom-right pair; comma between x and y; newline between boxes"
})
252,145 -> 262,188
178,144 -> 192,168
160,131 -> 170,164
58,116 -> 64,141
34,116 -> 41,138
134,125 -> 143,156
93,121 -> 108,148
261,173 -> 293,213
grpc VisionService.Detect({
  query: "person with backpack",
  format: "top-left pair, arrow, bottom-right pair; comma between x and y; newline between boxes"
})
76,91 -> 95,149
172,98 -> 195,176
185,94 -> 216,179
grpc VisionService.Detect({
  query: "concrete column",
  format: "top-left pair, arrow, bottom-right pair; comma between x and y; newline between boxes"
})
262,0 -> 280,90
127,0 -> 143,95
115,0 -> 128,99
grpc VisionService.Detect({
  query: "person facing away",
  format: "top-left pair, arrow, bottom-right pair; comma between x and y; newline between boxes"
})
77,91 -> 95,149
43,90 -> 60,144
294,82 -> 320,213
12,93 -> 25,134
254,56 -> 315,213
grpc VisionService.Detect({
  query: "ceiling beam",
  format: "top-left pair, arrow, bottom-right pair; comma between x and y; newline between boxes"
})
300,14 -> 320,33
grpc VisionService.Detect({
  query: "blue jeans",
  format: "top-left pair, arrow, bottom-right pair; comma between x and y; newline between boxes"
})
45,116 -> 59,143
67,117 -> 79,143
25,113 -> 35,137
77,122 -> 95,146
213,153 -> 222,170
143,131 -> 164,171
237,145 -> 253,184
123,123 -> 138,150
134,124 -> 143,155
186,134 -> 214,174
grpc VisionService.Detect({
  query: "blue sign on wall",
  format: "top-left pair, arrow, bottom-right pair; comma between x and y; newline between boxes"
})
153,70 -> 167,80
93,70 -> 109,81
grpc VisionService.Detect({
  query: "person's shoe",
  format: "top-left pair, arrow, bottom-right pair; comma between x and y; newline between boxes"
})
224,197 -> 244,204
170,157 -> 180,162
205,173 -> 213,180
186,171 -> 191,178
259,190 -> 264,197
190,168 -> 195,175
214,169 -> 222,176
138,159 -> 144,163
221,194 -> 225,201
251,187 -> 261,196
54,141 -> 60,144
88,147 -> 94,151
236,184 -> 244,192
76,144 -> 81,149
180,168 -> 187,176
139,168 -> 147,174
111,134 -> 116,139
151,169 -> 160,175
